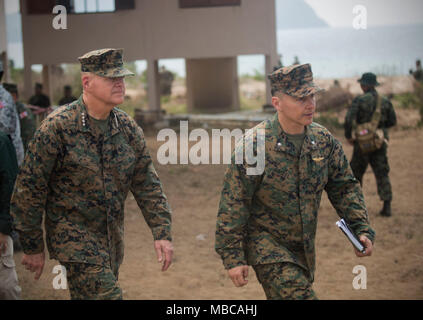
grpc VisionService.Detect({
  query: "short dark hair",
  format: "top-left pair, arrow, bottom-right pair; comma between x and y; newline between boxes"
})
35,82 -> 43,89
3,83 -> 18,95
271,88 -> 284,97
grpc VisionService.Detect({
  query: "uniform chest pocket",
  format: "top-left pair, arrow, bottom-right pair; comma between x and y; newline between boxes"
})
59,144 -> 101,189
106,139 -> 136,189
62,145 -> 100,173
307,152 -> 328,191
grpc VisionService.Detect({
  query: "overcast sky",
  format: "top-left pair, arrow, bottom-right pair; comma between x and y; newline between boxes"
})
305,0 -> 423,27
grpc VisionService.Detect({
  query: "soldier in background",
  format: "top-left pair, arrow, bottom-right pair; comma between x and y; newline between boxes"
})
344,72 -> 397,217
11,48 -> 173,300
58,85 -> 77,105
293,56 -> 300,65
3,83 -> 36,152
409,59 -> 423,82
0,62 -> 24,165
159,66 -> 175,96
0,131 -> 21,300
29,83 -> 51,109
28,83 -> 51,124
215,64 -> 375,300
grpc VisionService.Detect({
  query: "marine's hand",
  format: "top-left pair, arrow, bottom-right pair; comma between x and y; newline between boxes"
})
354,235 -> 373,257
21,252 -> 45,280
154,240 -> 173,272
0,233 -> 8,255
228,265 -> 249,287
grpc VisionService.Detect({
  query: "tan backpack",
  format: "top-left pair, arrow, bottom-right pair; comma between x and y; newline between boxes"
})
353,95 -> 387,154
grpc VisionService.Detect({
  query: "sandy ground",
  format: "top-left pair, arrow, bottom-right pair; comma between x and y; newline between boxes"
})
14,111 -> 423,300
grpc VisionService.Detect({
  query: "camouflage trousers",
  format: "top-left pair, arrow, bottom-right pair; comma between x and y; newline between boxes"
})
252,262 -> 317,300
350,143 -> 392,201
61,262 -> 122,300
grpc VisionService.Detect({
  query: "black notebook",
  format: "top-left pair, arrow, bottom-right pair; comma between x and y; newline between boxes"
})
335,219 -> 366,253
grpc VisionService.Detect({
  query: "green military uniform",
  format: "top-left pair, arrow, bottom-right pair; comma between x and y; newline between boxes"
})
11,49 -> 172,300
3,83 -> 36,153
28,92 -> 50,110
15,101 -> 36,151
344,73 -> 396,216
58,85 -> 77,106
58,96 -> 77,106
215,64 -> 375,300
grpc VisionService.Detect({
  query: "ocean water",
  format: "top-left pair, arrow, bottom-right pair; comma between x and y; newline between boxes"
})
275,24 -> 423,78
238,24 -> 423,79
143,24 -> 423,79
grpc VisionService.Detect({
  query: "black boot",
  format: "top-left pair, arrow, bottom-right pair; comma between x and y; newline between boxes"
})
380,201 -> 392,217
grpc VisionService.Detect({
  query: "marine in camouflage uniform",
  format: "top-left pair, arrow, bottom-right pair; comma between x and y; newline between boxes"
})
58,85 -> 77,106
28,83 -> 51,109
215,64 -> 375,300
0,63 -> 25,166
344,73 -> 397,217
3,83 -> 36,152
409,59 -> 423,82
11,49 -> 173,300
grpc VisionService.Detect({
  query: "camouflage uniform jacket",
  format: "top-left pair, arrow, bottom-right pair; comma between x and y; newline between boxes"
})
16,101 -> 36,151
0,84 -> 24,165
344,89 -> 397,141
11,96 -> 172,272
215,113 -> 375,279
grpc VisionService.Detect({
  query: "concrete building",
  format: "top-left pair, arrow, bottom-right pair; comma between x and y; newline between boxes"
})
0,0 -> 10,81
8,0 -> 278,116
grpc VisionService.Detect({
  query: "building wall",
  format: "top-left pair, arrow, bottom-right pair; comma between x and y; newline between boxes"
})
186,57 -> 239,112
20,0 -> 277,64
0,0 -> 9,80
0,0 -> 7,53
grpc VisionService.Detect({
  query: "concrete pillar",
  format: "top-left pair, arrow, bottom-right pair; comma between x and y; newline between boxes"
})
147,58 -> 160,112
0,0 -> 9,81
42,64 -> 54,105
0,51 -> 9,82
23,62 -> 32,102
20,0 -> 32,101
186,57 -> 239,113
265,53 -> 279,105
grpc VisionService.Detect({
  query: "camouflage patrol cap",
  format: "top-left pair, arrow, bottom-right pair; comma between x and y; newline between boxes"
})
268,63 -> 323,98
78,48 -> 134,78
357,72 -> 380,86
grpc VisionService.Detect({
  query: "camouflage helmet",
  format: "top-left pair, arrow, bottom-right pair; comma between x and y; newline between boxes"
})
268,63 -> 323,98
357,72 -> 380,86
78,48 -> 134,78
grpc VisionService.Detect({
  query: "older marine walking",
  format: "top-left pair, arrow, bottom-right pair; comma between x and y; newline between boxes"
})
11,48 -> 173,300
